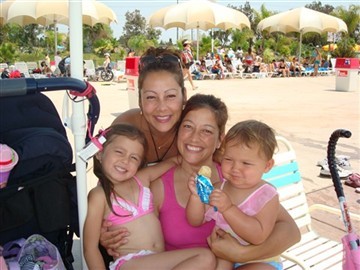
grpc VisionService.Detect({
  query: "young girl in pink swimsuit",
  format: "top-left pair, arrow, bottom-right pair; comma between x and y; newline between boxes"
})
83,124 -> 215,270
187,120 -> 282,270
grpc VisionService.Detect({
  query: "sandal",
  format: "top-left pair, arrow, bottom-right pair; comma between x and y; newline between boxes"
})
344,173 -> 360,188
319,165 -> 351,178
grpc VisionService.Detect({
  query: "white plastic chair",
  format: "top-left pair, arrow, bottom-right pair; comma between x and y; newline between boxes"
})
263,136 -> 360,269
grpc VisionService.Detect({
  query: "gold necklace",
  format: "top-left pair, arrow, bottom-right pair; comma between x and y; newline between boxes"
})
146,121 -> 176,162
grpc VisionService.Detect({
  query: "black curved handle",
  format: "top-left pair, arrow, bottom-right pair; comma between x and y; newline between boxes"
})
0,78 -> 100,142
327,129 -> 351,198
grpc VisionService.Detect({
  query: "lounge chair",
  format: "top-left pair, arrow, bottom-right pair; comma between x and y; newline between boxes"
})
263,136 -> 360,269
84,60 -> 96,81
14,62 -> 31,78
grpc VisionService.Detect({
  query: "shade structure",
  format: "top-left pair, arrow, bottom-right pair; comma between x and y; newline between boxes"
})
148,0 -> 250,59
0,0 -> 117,53
257,7 -> 347,58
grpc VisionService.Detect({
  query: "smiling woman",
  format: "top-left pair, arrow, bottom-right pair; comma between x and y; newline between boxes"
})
111,47 -> 187,164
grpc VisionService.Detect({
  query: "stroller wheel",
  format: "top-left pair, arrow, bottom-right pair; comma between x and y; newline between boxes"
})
100,69 -> 114,81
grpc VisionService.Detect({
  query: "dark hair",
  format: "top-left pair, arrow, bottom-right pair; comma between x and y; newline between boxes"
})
221,120 -> 277,160
93,124 -> 148,216
181,94 -> 228,138
181,94 -> 228,162
138,47 -> 186,102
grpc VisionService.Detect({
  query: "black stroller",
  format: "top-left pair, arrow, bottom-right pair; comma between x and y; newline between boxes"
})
0,77 -> 100,269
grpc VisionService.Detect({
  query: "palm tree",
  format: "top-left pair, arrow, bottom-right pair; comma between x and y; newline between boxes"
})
254,4 -> 276,52
333,5 -> 360,42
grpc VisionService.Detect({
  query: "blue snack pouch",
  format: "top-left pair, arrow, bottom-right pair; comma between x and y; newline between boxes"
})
196,166 -> 214,204
196,174 -> 214,204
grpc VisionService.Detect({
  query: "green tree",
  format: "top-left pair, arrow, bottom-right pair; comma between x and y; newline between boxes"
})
119,10 -> 161,50
333,5 -> 360,42
305,1 -> 335,14
0,42 -> 17,63
253,4 -> 276,52
128,35 -> 157,56
331,36 -> 356,57
229,2 -> 255,48
83,23 -> 113,52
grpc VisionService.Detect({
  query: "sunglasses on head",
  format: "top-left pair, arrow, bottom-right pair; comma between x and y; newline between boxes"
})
139,54 -> 182,71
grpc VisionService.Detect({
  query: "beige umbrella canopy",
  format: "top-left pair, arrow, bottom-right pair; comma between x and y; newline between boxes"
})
257,7 -> 347,58
148,0 -> 250,58
0,0 -> 117,52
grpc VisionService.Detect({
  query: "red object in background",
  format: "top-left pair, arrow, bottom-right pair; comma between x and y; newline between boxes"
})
125,57 -> 140,76
9,70 -> 21,78
335,58 -> 359,69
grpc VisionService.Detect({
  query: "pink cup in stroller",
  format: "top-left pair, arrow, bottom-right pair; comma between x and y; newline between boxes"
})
0,144 -> 19,188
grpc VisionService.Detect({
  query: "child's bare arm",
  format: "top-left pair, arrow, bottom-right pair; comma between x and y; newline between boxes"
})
221,194 -> 280,245
136,156 -> 179,185
186,174 -> 206,226
83,187 -> 107,269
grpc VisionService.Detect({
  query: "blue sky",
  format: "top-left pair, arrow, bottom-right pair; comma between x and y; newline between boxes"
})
101,0 -> 352,41
61,0 -> 352,41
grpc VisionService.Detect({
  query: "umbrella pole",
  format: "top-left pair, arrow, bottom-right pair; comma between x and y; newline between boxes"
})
69,1 -> 87,269
299,31 -> 303,61
196,26 -> 199,61
211,29 -> 214,54
54,20 -> 57,55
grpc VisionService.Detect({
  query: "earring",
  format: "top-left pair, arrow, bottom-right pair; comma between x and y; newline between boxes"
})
140,110 -> 143,115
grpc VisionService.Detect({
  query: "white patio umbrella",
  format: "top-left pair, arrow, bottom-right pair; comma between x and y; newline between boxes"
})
148,0 -> 250,59
257,7 -> 347,59
0,0 -> 117,53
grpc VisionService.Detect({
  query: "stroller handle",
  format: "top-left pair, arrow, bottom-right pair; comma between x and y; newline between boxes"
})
0,77 -> 89,96
0,78 -> 100,141
327,129 -> 352,198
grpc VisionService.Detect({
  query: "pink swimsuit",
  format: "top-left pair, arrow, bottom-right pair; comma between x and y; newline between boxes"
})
106,176 -> 153,225
159,165 -> 222,250
205,181 -> 278,245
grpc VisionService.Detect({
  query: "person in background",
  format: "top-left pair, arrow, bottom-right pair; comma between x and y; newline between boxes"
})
40,60 -> 53,77
103,53 -> 112,69
211,59 -> 225,79
312,46 -> 322,77
54,51 -> 62,76
269,59 -> 278,75
278,59 -> 290,77
192,62 -> 203,80
321,59 -> 329,69
187,120 -> 282,270
223,55 -> 235,73
235,47 -> 244,61
289,57 -> 302,77
181,40 -> 197,90
127,49 -> 135,57
227,48 -> 235,59
44,53 -> 50,66
302,56 -> 311,69
243,48 -> 255,73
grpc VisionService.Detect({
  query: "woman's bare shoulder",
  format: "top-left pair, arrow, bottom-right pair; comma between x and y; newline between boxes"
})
111,108 -> 142,126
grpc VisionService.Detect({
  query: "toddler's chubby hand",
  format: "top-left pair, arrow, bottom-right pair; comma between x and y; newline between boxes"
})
210,189 -> 232,213
188,174 -> 198,195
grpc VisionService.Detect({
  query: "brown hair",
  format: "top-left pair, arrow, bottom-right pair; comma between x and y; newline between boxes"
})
93,124 -> 148,215
181,94 -> 228,162
221,120 -> 277,160
138,47 -> 186,102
